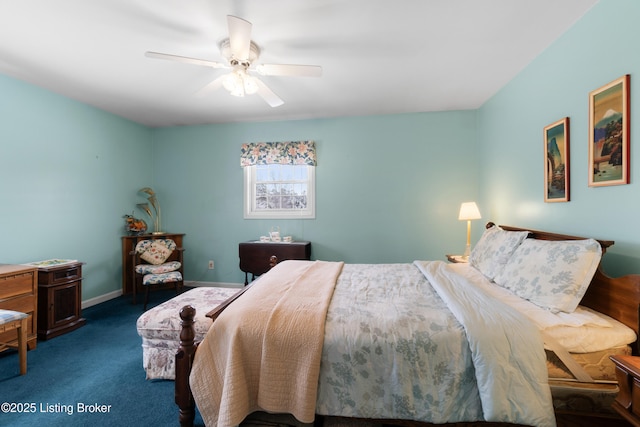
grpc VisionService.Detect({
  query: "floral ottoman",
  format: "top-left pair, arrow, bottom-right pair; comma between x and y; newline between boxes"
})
136,286 -> 240,380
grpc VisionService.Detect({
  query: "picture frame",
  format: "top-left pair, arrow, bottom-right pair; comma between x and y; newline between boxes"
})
588,75 -> 630,187
544,117 -> 570,202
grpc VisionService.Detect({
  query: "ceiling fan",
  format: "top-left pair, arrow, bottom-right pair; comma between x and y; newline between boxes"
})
145,15 -> 322,107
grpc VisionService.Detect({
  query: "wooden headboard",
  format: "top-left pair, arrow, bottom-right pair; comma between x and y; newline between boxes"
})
489,223 -> 640,345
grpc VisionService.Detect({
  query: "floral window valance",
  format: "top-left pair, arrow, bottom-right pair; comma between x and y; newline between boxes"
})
240,141 -> 316,167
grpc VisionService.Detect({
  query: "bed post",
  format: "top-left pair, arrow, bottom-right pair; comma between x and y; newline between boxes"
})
175,305 -> 197,427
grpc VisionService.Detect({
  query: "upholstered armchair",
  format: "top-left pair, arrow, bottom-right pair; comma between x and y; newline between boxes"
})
130,239 -> 184,310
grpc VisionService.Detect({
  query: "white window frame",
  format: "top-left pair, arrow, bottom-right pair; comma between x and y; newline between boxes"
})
243,164 -> 316,219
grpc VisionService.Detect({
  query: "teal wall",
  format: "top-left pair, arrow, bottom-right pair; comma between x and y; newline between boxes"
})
151,112 -> 479,284
2,0 -> 638,302
477,0 -> 640,275
0,74 -> 478,298
0,74 -> 152,300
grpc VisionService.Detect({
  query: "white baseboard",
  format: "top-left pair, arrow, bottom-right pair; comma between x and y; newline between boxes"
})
82,289 -> 122,309
81,281 -> 244,309
185,280 -> 244,289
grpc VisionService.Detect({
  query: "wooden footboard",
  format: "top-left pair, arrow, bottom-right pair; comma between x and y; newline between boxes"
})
175,305 -> 197,427
175,282 -> 257,427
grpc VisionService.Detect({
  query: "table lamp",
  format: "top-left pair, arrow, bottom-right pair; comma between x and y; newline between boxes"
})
458,202 -> 481,259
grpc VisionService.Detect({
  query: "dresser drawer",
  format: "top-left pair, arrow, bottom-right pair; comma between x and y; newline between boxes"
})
0,271 -> 36,300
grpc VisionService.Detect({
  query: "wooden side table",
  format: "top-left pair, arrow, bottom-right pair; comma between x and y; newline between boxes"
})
239,241 -> 311,285
611,355 -> 640,426
36,261 -> 86,340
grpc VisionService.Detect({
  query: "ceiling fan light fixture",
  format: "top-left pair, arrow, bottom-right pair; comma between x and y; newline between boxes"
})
222,71 -> 243,96
145,16 -> 319,107
223,69 -> 258,97
243,75 -> 259,95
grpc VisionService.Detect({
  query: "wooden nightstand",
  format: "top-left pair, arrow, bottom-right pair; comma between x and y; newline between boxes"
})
611,355 -> 640,426
239,241 -> 311,285
36,261 -> 86,340
446,254 -> 468,263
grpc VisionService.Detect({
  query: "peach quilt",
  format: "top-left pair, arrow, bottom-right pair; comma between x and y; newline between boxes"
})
190,260 -> 344,427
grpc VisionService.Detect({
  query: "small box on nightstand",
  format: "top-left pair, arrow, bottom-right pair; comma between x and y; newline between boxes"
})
446,254 -> 468,264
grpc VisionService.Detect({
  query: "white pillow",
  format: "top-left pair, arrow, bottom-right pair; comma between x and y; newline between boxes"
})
494,238 -> 602,313
469,225 -> 529,280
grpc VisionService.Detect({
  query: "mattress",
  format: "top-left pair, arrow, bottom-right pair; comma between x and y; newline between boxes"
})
546,344 -> 631,382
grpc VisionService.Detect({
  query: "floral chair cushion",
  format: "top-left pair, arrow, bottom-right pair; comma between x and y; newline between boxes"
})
135,261 -> 181,275
0,309 -> 28,323
142,271 -> 182,286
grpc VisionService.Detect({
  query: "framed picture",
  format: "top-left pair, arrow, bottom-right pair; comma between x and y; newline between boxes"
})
588,75 -> 630,187
544,117 -> 570,202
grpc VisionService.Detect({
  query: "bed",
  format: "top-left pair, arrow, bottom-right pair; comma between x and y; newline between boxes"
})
174,224 -> 640,427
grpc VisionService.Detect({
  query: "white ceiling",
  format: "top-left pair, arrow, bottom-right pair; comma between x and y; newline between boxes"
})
0,0 -> 598,128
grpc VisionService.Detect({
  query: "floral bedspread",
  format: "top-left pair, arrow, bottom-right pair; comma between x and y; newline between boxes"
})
316,261 -> 555,426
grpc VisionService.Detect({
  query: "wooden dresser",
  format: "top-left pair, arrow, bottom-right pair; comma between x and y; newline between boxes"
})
0,264 -> 38,350
36,261 -> 86,340
121,233 -> 185,296
239,241 -> 311,285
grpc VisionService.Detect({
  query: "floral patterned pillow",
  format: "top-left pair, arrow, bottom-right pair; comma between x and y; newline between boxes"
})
469,225 -> 529,280
494,238 -> 602,313
139,240 -> 174,265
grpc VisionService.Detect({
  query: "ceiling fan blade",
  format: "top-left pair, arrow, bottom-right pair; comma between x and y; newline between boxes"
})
227,15 -> 252,60
256,64 -> 322,78
255,78 -> 284,107
194,75 -> 226,97
145,51 -> 226,69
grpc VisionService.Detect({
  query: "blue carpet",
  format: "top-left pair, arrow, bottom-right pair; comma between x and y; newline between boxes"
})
0,290 -> 204,426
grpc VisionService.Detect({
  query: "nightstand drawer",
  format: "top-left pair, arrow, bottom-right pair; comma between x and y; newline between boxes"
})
611,355 -> 640,426
633,378 -> 640,418
49,265 -> 81,284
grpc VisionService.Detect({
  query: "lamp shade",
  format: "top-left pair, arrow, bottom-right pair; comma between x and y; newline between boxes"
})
458,202 -> 481,221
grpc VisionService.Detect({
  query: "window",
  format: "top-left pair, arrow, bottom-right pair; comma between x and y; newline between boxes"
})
241,140 -> 317,219
244,164 -> 315,219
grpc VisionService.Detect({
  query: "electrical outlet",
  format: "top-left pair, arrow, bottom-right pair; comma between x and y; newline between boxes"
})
208,260 -> 214,270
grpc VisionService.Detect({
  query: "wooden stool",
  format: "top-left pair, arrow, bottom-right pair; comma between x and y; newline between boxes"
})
0,309 -> 29,375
